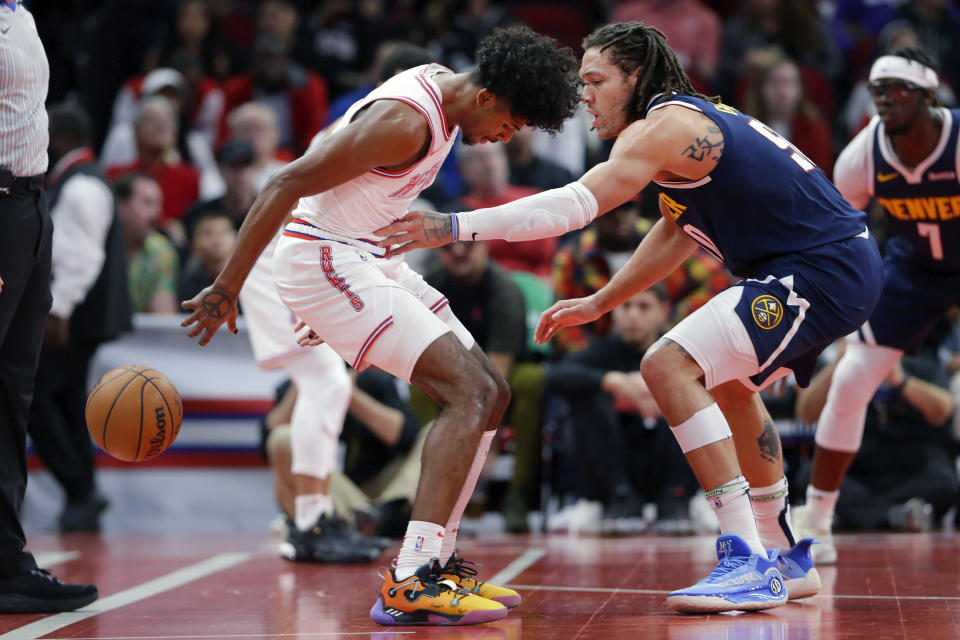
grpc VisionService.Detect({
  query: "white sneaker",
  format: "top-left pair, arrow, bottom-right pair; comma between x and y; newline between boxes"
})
569,499 -> 603,535
792,504 -> 837,565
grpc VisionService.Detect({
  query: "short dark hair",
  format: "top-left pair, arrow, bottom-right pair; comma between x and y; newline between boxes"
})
187,208 -> 234,242
887,46 -> 939,73
113,172 -> 156,203
48,102 -> 93,147
471,25 -> 580,133
583,22 -> 717,122
378,43 -> 433,83
647,282 -> 669,304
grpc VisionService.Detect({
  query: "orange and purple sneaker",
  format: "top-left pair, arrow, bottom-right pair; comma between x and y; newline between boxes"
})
440,551 -> 522,608
370,559 -> 507,626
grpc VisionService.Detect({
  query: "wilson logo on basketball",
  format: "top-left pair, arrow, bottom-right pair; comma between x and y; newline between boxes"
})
146,406 -> 167,458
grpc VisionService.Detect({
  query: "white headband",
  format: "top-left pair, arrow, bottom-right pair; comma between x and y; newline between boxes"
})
869,55 -> 938,89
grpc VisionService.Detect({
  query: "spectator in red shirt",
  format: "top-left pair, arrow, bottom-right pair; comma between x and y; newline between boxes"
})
218,35 -> 328,156
106,95 -> 200,248
740,48 -> 836,176
445,142 -> 556,279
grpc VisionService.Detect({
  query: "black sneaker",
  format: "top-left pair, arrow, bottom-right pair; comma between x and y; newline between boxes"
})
0,569 -> 98,613
279,514 -> 383,563
59,491 -> 110,533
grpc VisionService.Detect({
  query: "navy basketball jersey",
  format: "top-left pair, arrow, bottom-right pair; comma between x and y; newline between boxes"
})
871,107 -> 960,274
648,94 -> 867,278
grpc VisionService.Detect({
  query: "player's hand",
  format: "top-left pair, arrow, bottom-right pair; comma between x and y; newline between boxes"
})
375,210 -> 453,257
181,285 -> 239,346
535,295 -> 604,345
294,320 -> 325,347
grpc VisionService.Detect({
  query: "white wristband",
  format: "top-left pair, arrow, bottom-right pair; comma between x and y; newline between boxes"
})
454,182 -> 599,242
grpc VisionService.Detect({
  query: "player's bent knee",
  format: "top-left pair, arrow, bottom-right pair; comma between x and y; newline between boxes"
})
641,338 -> 703,392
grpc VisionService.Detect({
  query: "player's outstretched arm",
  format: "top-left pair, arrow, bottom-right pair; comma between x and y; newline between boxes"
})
536,216 -> 698,344
182,101 -> 431,345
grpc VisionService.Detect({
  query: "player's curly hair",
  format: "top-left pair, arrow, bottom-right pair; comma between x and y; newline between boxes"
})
583,22 -> 718,122
472,25 -> 580,133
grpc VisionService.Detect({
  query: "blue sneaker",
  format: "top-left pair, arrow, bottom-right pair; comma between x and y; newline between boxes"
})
667,535 -> 787,613
777,537 -> 821,600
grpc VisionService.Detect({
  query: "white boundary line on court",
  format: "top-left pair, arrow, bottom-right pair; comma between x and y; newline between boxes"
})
488,548 -> 546,585
508,583 -> 960,601
32,551 -> 80,567
0,552 -> 252,640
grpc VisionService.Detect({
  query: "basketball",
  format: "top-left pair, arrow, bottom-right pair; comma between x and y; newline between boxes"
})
85,365 -> 183,462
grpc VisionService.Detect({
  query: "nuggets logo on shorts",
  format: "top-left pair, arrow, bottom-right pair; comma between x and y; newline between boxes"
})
751,295 -> 783,330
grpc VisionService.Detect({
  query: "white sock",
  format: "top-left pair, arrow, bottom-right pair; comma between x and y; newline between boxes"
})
749,476 -> 795,550
706,476 -> 766,555
395,520 -> 445,580
439,430 -> 496,565
806,485 -> 839,532
295,493 -> 333,531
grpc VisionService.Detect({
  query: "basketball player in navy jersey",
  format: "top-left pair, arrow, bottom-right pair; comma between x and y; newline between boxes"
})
377,21 -> 884,613
792,48 -> 960,564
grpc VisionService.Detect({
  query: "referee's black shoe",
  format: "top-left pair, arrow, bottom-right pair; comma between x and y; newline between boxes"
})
0,568 -> 98,613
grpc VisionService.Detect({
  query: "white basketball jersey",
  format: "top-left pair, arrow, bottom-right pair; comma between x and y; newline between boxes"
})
293,64 -> 459,237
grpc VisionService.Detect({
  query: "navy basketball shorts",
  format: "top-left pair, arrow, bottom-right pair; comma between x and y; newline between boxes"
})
855,255 -> 960,354
663,233 -> 884,390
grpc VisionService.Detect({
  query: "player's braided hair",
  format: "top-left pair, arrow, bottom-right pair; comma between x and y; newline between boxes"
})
887,46 -> 939,74
583,22 -> 718,122
472,25 -> 580,133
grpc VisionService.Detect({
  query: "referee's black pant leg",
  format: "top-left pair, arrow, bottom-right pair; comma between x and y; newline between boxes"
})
0,189 -> 51,577
28,343 -> 98,504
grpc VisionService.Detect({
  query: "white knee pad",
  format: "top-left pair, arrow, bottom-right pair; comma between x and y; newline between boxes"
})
285,344 -> 352,478
814,340 -> 903,453
671,403 -> 733,453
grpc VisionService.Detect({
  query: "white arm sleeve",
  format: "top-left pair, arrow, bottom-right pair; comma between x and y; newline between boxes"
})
454,182 -> 599,242
833,116 -> 876,210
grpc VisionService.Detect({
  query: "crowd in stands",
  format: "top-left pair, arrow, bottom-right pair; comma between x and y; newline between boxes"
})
31,0 -> 960,537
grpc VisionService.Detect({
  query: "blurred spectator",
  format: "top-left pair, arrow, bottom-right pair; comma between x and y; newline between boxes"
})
105,95 -> 202,247
102,68 -> 224,201
28,103 -> 130,533
256,0 -> 314,71
226,102 -> 290,191
898,0 -> 960,92
506,126 -> 575,191
941,311 -> 960,439
115,173 -> 180,314
796,338 -> 957,532
304,0 -> 386,97
263,370 -> 426,538
545,286 -> 698,533
183,139 -> 258,233
611,0 -> 722,88
178,209 -> 237,302
718,0 -> 841,105
144,0 -> 233,82
551,196 -> 733,354
219,35 -> 328,155
446,143 -> 556,278
551,199 -> 649,354
740,49 -> 836,175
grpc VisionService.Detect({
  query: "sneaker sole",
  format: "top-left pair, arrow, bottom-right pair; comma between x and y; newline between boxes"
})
666,593 -> 787,613
369,596 -> 508,626
0,591 -> 98,613
277,541 -> 380,564
785,567 -> 821,600
490,594 -> 521,608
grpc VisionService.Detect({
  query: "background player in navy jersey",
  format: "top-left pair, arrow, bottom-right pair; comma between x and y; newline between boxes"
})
793,48 -> 960,564
377,21 -> 885,614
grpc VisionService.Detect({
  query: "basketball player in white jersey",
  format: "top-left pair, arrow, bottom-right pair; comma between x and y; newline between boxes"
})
183,26 -> 581,626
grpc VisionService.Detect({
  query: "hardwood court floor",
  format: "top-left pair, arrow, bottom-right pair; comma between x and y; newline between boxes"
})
1,531 -> 958,639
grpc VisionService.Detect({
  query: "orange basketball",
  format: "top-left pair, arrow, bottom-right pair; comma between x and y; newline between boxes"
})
85,365 -> 183,462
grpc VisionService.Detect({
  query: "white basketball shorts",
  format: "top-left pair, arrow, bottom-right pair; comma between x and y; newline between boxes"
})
273,234 -> 474,382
